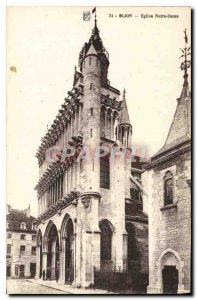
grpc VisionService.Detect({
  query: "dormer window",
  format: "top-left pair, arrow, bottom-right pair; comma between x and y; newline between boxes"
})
31,224 -> 36,231
20,222 -> 26,230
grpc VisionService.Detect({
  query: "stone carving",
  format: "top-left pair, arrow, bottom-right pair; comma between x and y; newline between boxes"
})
81,195 -> 91,209
34,190 -> 81,225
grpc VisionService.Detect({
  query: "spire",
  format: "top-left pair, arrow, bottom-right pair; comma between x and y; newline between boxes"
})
152,29 -> 191,159
179,28 -> 191,100
78,8 -> 109,71
94,9 -> 97,29
119,89 -> 131,124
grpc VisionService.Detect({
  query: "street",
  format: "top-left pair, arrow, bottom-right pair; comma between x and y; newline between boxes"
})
6,279 -> 69,294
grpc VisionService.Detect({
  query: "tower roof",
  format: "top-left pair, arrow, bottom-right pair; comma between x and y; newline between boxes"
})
78,14 -> 109,68
86,43 -> 98,56
119,89 -> 131,125
152,30 -> 191,159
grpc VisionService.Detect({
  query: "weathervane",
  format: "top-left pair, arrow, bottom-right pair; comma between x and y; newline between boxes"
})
179,28 -> 191,80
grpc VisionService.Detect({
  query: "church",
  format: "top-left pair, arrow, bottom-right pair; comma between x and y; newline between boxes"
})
34,16 -> 148,290
142,31 -> 191,294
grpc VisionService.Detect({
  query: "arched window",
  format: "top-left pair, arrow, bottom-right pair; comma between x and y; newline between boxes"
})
100,156 -> 110,189
164,171 -> 173,206
99,221 -> 112,261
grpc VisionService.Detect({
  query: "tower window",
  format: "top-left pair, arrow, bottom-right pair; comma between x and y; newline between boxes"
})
89,57 -> 92,65
164,171 -> 173,206
90,108 -> 93,116
90,83 -> 93,90
100,156 -> 110,189
90,129 -> 93,138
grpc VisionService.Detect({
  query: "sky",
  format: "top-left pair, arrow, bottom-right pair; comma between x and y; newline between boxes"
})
7,6 -> 191,217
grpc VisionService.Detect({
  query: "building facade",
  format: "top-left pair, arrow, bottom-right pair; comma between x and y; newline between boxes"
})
6,205 -> 37,278
34,18 -> 148,289
142,35 -> 191,294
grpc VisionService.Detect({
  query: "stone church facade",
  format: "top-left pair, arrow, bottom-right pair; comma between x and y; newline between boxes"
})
142,40 -> 191,294
34,18 -> 148,289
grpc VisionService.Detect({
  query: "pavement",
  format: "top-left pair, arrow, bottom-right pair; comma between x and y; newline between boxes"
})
6,278 -> 69,294
27,278 -> 116,294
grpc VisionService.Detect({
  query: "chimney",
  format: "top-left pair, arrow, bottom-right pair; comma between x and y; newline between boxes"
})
25,204 -> 31,218
6,204 -> 11,215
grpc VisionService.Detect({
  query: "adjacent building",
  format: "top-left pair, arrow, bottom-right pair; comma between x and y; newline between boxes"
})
6,205 -> 37,278
34,17 -> 148,290
142,34 -> 191,294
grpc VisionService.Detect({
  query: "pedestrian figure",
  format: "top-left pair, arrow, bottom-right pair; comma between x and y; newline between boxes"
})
42,269 -> 46,281
55,269 -> 58,282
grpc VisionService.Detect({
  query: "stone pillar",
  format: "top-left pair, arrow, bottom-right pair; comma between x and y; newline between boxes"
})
58,238 -> 66,284
104,110 -> 107,138
35,245 -> 41,279
110,113 -> 114,140
59,175 -> 62,199
79,192 -> 101,287
51,251 -> 56,280
78,104 -> 81,135
71,114 -> 73,137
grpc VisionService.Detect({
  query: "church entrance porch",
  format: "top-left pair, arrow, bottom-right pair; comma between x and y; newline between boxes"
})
46,223 -> 59,281
64,218 -> 74,284
162,266 -> 178,294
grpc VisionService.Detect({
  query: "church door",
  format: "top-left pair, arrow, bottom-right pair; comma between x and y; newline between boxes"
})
162,266 -> 178,294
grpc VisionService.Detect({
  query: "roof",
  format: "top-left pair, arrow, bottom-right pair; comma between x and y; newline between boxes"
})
7,210 -> 36,232
131,155 -> 150,170
151,75 -> 191,160
86,43 -> 98,56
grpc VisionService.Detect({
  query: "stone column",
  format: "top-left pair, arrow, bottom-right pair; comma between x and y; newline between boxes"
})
51,251 -> 56,280
71,114 -> 73,137
78,103 -> 82,136
111,113 -> 114,140
104,110 -> 107,138
58,238 -> 66,284
59,175 -> 62,199
80,192 -> 101,287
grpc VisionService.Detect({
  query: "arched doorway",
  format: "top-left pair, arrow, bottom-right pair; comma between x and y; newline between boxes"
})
64,218 -> 74,284
158,249 -> 182,294
46,223 -> 59,280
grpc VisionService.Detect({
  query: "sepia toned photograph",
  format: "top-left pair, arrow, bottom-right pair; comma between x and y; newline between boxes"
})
6,6 -> 191,294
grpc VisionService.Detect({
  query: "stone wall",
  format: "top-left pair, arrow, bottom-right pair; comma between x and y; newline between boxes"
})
143,150 -> 191,293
